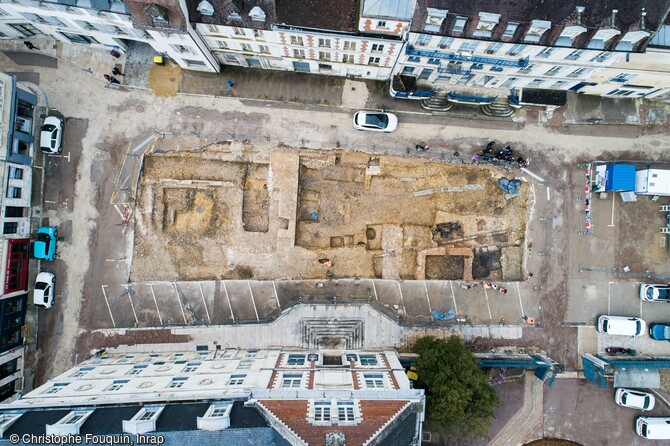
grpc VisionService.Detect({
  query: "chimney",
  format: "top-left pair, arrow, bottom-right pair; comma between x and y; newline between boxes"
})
576,6 -> 585,25
611,9 -> 618,28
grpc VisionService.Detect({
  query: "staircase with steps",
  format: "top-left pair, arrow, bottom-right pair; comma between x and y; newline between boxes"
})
421,91 -> 453,111
301,319 -> 364,349
482,100 -> 516,117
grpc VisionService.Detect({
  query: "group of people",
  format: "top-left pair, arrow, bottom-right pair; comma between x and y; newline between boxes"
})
474,141 -> 528,168
104,67 -> 124,85
484,282 -> 508,294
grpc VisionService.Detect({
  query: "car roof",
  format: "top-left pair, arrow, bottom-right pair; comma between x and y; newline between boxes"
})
601,315 -> 642,335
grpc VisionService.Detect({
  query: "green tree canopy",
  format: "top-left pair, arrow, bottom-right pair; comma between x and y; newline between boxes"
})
413,335 -> 499,438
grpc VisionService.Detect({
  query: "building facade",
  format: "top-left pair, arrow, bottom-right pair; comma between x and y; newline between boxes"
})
0,347 -> 425,445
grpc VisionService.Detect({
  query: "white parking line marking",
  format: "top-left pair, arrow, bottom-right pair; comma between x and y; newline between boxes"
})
198,283 -> 211,323
172,283 -> 188,324
247,280 -> 259,322
608,281 -> 612,315
483,287 -> 492,320
449,281 -> 458,314
222,281 -> 235,323
546,186 -> 551,201
424,281 -> 432,314
397,282 -> 407,315
372,280 -> 379,301
516,282 -> 525,317
608,193 -> 616,227
101,285 -> 116,327
272,281 -> 281,311
148,284 -> 163,325
126,289 -> 138,325
521,167 -> 545,182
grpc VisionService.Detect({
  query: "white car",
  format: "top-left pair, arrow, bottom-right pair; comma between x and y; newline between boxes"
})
40,116 -> 63,155
615,388 -> 655,411
33,272 -> 55,308
353,111 -> 398,132
640,283 -> 670,302
596,315 -> 646,336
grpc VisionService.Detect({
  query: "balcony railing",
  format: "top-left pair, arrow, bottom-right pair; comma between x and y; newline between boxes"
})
406,46 -> 529,67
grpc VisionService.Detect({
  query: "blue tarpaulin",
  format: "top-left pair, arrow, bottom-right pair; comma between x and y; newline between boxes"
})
605,164 -> 636,191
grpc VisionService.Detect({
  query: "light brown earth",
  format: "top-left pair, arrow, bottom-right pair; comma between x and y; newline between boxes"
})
148,61 -> 180,97
131,144 -> 530,282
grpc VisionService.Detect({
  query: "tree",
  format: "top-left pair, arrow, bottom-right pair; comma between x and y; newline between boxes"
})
413,335 -> 499,438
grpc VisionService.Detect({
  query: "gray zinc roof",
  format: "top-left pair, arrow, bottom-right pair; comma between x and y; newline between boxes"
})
362,0 -> 416,20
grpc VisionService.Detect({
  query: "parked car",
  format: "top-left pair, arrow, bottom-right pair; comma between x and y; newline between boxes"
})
353,111 -> 398,132
615,388 -> 655,410
39,116 -> 63,155
33,226 -> 58,261
33,272 -> 55,308
640,283 -> 670,302
596,315 -> 646,336
636,417 -> 670,439
649,323 -> 670,341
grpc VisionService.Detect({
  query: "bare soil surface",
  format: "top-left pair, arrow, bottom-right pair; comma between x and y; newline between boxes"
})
131,145 -> 531,282
148,61 -> 180,97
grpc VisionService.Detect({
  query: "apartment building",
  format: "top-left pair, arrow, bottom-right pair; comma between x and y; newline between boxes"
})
0,0 -> 218,72
0,72 -> 35,404
0,347 -> 424,445
392,0 -> 670,102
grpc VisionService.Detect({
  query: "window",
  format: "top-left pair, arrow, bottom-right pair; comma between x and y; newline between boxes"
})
342,54 -> 354,63
319,51 -> 331,60
368,57 -> 380,65
3,223 -> 17,235
228,374 -> 246,385
485,42 -> 502,53
545,66 -> 563,76
471,63 -> 484,70
137,410 -> 159,421
216,40 -> 228,49
171,44 -> 192,54
518,64 -> 535,74
527,79 -> 544,87
237,360 -> 252,370
568,67 -> 588,78
452,16 -> 467,33
44,383 -> 68,395
427,58 -> 440,65
537,47 -> 554,58
611,72 -> 635,83
281,373 -> 302,388
318,38 -> 331,48
4,207 -> 23,218
106,380 -> 128,392
507,44 -> 525,56
290,36 -> 304,46
343,41 -> 356,51
241,43 -> 252,51
183,362 -> 201,373
168,377 -> 188,388
359,355 -> 378,366
371,44 -> 384,52
71,367 -> 93,378
117,355 -> 135,363
474,12 -> 500,38
233,27 -> 244,36
127,365 -> 147,376
258,45 -> 269,53
503,22 -> 519,37
377,20 -> 387,28
591,52 -> 611,62
10,167 -> 23,180
500,77 -> 518,88
607,89 -> 637,97
458,41 -> 479,53
552,80 -> 568,88
314,401 -> 331,421
287,354 -> 306,366
408,56 -> 421,63
401,67 -> 415,74
7,187 -> 21,199
364,373 -> 385,388
63,413 -> 87,425
184,59 -> 206,67
253,29 -> 264,39
337,402 -> 355,422
205,24 -> 218,33
209,406 -> 228,417
566,49 -> 585,60
293,49 -> 305,58
438,37 -> 454,48
415,35 -> 431,47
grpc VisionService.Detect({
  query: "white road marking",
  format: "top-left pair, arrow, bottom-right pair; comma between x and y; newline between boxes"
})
247,280 -> 259,322
198,282 -> 211,323
516,282 -> 525,317
608,281 -> 612,315
521,167 -> 545,182
222,281 -> 235,323
449,281 -> 458,314
608,193 -> 616,227
272,281 -> 281,311
483,286 -> 492,320
172,282 -> 188,324
397,281 -> 407,315
546,186 -> 551,201
148,283 -> 163,325
423,281 -> 432,314
127,289 -> 138,325
100,285 -> 116,327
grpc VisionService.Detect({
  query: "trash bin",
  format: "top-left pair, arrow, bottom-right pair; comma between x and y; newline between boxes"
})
153,56 -> 164,66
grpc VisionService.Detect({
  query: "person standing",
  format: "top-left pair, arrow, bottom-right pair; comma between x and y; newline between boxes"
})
112,67 -> 125,76
104,74 -> 120,85
23,41 -> 37,50
227,80 -> 235,88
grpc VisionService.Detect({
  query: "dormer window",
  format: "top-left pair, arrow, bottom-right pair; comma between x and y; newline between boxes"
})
47,410 -> 94,435
452,16 -> 467,34
588,29 -> 620,50
249,6 -> 266,22
196,0 -> 214,16
123,405 -> 165,435
524,20 -> 551,43
424,8 -> 447,32
473,12 -> 500,38
556,26 -> 586,47
502,22 -> 519,38
615,30 -> 649,51
197,402 -> 233,431
145,3 -> 168,26
309,400 -> 361,426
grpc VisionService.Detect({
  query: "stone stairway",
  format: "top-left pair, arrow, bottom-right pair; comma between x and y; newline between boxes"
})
421,91 -> 453,111
301,319 -> 364,349
481,100 -> 516,117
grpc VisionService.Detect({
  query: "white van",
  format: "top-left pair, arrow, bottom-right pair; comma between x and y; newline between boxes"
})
596,315 -> 646,336
636,417 -> 670,439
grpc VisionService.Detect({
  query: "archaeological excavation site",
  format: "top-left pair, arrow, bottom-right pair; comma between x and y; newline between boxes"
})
130,143 -> 530,282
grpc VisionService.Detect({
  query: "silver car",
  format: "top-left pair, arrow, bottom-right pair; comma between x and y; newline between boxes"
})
40,116 -> 63,155
33,272 -> 55,308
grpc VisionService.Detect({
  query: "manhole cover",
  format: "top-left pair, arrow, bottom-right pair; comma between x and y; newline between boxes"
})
136,105 -> 145,113
196,205 -> 204,214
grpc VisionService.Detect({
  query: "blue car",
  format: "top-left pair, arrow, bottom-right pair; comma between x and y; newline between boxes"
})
649,323 -> 670,341
33,226 -> 57,261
